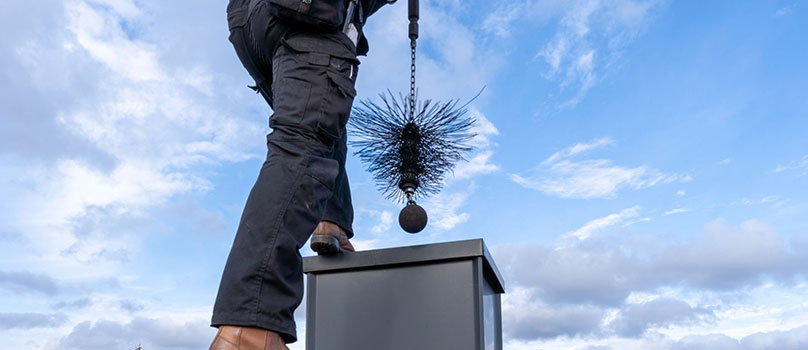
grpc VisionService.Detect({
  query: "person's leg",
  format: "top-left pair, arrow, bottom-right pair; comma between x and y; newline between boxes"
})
276,33 -> 359,255
212,28 -> 359,343
320,130 -> 355,238
226,0 -> 286,108
311,130 -> 356,254
214,2 -> 301,341
323,53 -> 359,239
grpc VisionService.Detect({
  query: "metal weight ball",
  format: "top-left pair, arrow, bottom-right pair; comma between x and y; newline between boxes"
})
399,203 -> 427,234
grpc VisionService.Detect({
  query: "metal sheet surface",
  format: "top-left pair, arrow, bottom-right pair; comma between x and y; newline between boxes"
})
307,260 -> 477,350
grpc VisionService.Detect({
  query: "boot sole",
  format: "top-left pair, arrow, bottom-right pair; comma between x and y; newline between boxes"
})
311,235 -> 341,255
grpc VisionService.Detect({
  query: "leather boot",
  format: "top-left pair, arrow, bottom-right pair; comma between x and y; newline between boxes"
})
209,325 -> 289,350
310,221 -> 355,254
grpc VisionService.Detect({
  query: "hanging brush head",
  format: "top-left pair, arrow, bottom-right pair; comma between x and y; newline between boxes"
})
349,92 -> 477,233
348,0 -> 478,234
351,92 -> 477,201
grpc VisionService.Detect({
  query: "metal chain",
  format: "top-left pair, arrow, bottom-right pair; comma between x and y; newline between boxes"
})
409,39 -> 416,121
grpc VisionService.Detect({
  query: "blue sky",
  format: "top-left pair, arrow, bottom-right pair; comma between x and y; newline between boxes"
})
1,0 -> 807,349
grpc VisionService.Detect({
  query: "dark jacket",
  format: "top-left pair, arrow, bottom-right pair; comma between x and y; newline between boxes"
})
228,0 -> 397,55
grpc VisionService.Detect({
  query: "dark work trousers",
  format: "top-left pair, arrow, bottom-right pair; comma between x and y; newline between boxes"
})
212,0 -> 359,343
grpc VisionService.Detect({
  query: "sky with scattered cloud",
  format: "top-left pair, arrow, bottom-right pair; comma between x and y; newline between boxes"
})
1,0 -> 807,349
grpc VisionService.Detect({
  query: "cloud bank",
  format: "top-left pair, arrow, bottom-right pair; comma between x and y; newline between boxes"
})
493,218 -> 808,345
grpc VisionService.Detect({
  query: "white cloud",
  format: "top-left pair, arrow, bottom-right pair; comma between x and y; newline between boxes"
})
773,154 -> 808,174
346,238 -> 390,252
371,211 -> 394,233
491,218 -> 808,346
664,208 -> 689,216
0,313 -> 69,330
40,160 -> 207,224
424,191 -> 471,231
540,35 -> 569,75
0,270 -> 61,296
609,298 -> 715,337
482,2 -> 526,37
741,324 -> 808,349
775,5 -> 796,18
359,0 -> 501,102
67,2 -> 164,82
503,325 -> 808,350
89,0 -> 141,19
494,243 -> 640,306
735,196 -> 789,208
720,158 -> 732,165
0,2 -> 270,347
512,138 -> 688,199
542,137 -> 614,165
468,108 -> 500,149
657,219 -> 790,290
677,189 -> 686,196
503,288 -> 605,340
1,0 -> 265,275
486,0 -> 664,106
50,317 -> 213,350
452,151 -> 499,180
493,218 -> 806,309
451,109 -> 501,180
516,161 -> 679,198
576,325 -> 808,350
760,196 -> 779,204
566,206 -> 641,240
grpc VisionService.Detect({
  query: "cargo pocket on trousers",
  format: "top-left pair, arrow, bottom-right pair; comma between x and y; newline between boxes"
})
271,77 -> 311,128
318,70 -> 357,141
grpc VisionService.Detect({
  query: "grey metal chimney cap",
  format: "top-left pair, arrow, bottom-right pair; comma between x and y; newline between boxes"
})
303,238 -> 505,293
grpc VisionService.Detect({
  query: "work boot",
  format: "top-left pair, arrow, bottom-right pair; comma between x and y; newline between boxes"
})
310,221 -> 355,254
209,325 -> 289,350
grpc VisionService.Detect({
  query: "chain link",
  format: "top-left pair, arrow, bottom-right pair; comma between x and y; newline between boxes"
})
409,39 -> 416,121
